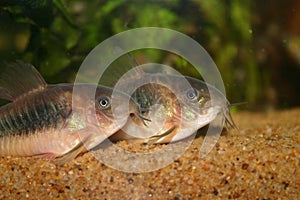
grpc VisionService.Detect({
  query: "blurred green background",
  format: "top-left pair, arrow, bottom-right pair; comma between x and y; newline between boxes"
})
0,0 -> 299,110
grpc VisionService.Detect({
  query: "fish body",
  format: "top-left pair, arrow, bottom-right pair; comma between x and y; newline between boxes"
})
110,72 -> 231,144
0,61 -> 142,164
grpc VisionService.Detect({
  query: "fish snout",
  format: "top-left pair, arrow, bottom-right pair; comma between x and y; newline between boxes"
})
110,95 -> 149,127
202,96 -> 228,116
128,99 -> 150,126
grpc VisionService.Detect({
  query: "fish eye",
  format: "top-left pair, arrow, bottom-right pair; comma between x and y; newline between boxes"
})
186,89 -> 199,101
97,96 -> 111,109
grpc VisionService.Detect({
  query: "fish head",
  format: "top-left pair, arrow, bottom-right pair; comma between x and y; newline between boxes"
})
93,85 -> 144,133
145,76 -> 234,143
178,76 -> 228,125
69,84 -> 145,151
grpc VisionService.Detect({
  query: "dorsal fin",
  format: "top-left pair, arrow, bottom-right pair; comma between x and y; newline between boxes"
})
98,47 -> 145,87
0,60 -> 47,101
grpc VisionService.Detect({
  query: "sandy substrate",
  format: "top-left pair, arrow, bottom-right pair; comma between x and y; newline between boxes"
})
0,108 -> 299,199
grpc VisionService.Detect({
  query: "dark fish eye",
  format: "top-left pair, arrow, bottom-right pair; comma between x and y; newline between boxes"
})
97,96 -> 111,109
186,89 -> 199,101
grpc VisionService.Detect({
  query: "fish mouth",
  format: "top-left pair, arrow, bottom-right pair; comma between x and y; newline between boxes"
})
110,99 -> 150,128
203,101 -> 237,130
128,98 -> 152,126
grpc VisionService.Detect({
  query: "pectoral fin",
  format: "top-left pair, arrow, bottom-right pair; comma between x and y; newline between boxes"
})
55,135 -> 91,165
147,126 -> 177,144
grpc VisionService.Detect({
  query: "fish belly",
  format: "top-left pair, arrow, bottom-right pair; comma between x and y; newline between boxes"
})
0,129 -> 81,157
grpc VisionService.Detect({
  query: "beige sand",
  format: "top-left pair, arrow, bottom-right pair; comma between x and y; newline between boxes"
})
0,108 -> 299,199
